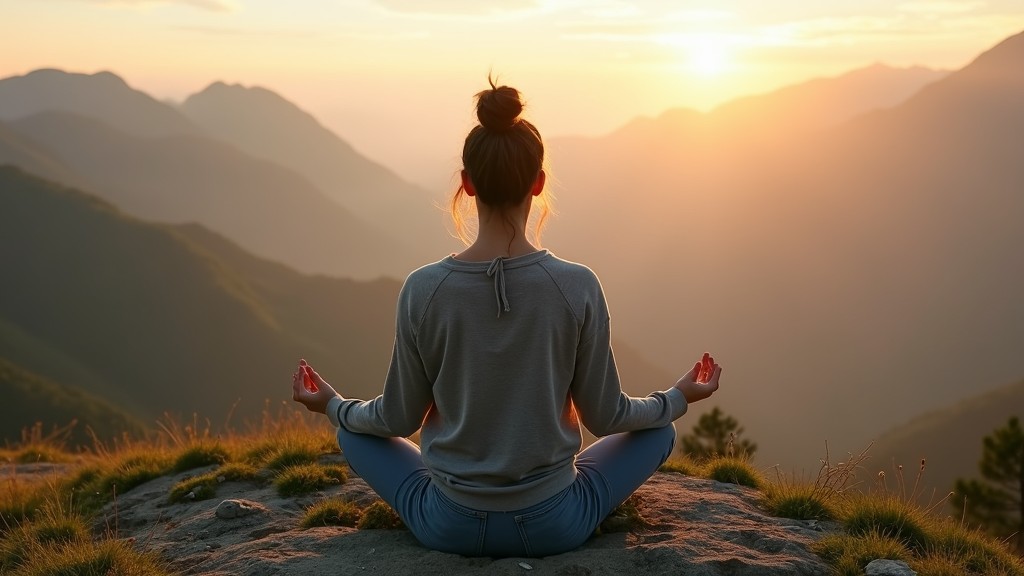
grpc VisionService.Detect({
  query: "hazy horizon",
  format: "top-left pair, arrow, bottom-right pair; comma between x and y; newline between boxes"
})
3,0 -> 1024,186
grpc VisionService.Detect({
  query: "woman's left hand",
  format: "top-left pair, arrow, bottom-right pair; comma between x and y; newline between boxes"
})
291,359 -> 340,414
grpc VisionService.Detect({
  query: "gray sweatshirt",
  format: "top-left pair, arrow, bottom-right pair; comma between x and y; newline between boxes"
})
326,250 -> 687,511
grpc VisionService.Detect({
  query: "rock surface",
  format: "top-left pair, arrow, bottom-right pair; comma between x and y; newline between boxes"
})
865,559 -> 917,575
94,454 -> 833,575
215,498 -> 269,519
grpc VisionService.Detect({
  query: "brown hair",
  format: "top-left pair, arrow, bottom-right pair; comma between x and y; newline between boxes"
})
451,77 -> 551,245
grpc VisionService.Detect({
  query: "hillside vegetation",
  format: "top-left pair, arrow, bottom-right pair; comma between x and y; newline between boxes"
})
869,379 -> 1024,499
0,357 -> 145,448
0,165 -> 397,430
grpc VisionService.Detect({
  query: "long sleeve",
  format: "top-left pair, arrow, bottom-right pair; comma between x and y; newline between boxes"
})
326,278 -> 435,438
569,290 -> 687,437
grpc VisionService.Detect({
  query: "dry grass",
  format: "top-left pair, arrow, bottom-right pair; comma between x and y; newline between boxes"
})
787,445 -> 1024,576
2,412 -> 1021,574
357,500 -> 405,530
168,462 -> 263,503
597,492 -> 647,534
0,403 -> 337,572
274,463 -> 348,497
658,456 -> 699,476
301,497 -> 362,529
701,457 -> 764,489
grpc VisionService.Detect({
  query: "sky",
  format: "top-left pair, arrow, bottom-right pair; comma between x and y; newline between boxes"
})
3,0 -> 1024,186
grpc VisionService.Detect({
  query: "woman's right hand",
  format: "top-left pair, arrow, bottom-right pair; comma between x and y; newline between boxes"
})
291,359 -> 341,415
674,352 -> 721,404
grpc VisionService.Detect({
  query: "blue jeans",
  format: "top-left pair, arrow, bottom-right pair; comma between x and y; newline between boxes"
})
336,424 -> 676,557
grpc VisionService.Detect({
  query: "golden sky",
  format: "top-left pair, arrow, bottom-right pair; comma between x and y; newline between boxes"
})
3,0 -> 1023,185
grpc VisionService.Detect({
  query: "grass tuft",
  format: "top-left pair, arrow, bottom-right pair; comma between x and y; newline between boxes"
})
702,457 -> 763,489
63,450 -> 175,514
301,498 -> 362,529
597,492 -> 646,534
762,482 -> 836,521
658,456 -> 699,476
925,520 -> 1024,575
172,442 -> 231,473
274,463 -> 348,498
7,537 -> 170,576
814,530 -> 909,573
357,500 -> 404,530
0,476 -> 51,530
168,462 -> 262,503
12,445 -> 71,465
840,495 -> 931,551
245,440 -> 323,471
28,514 -> 88,546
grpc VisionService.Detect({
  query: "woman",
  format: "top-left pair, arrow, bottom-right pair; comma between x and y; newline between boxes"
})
291,79 -> 722,558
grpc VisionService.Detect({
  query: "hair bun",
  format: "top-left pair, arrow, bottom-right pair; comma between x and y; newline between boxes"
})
475,83 -> 523,132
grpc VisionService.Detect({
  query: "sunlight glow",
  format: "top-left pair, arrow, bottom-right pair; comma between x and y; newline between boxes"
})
689,35 -> 732,76
659,32 -> 736,77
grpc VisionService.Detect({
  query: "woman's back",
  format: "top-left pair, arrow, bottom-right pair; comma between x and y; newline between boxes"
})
292,78 -> 721,557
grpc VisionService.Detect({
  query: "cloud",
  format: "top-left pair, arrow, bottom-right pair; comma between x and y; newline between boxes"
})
372,0 -> 538,17
172,24 -> 428,41
897,1 -> 986,14
71,0 -> 236,12
171,24 -> 318,38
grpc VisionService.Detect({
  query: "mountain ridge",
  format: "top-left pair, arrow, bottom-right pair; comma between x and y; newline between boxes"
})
179,80 -> 453,263
7,109 -> 416,279
868,378 -> 1024,499
0,68 -> 199,138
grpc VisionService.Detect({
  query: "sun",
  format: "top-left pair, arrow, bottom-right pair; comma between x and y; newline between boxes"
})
688,35 -> 729,75
688,34 -> 732,76
658,32 -> 735,77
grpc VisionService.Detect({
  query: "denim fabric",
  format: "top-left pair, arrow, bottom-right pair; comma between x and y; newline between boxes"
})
336,424 -> 676,558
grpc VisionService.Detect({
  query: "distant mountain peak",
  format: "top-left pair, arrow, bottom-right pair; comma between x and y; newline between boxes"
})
189,81 -> 299,109
963,28 -> 1024,71
897,28 -> 1024,113
0,68 -> 197,137
17,68 -> 131,89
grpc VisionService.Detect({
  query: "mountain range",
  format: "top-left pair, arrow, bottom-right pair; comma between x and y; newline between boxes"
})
0,165 -> 398,428
868,378 -> 1024,501
0,69 -> 456,280
0,166 -> 675,441
1,32 -> 1020,468
545,31 -> 1024,465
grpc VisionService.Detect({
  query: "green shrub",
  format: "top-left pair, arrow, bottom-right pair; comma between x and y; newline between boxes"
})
274,463 -> 348,497
357,500 -> 404,530
301,498 -> 362,529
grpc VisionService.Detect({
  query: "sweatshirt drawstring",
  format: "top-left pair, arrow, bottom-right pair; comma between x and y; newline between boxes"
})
486,256 -> 511,318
